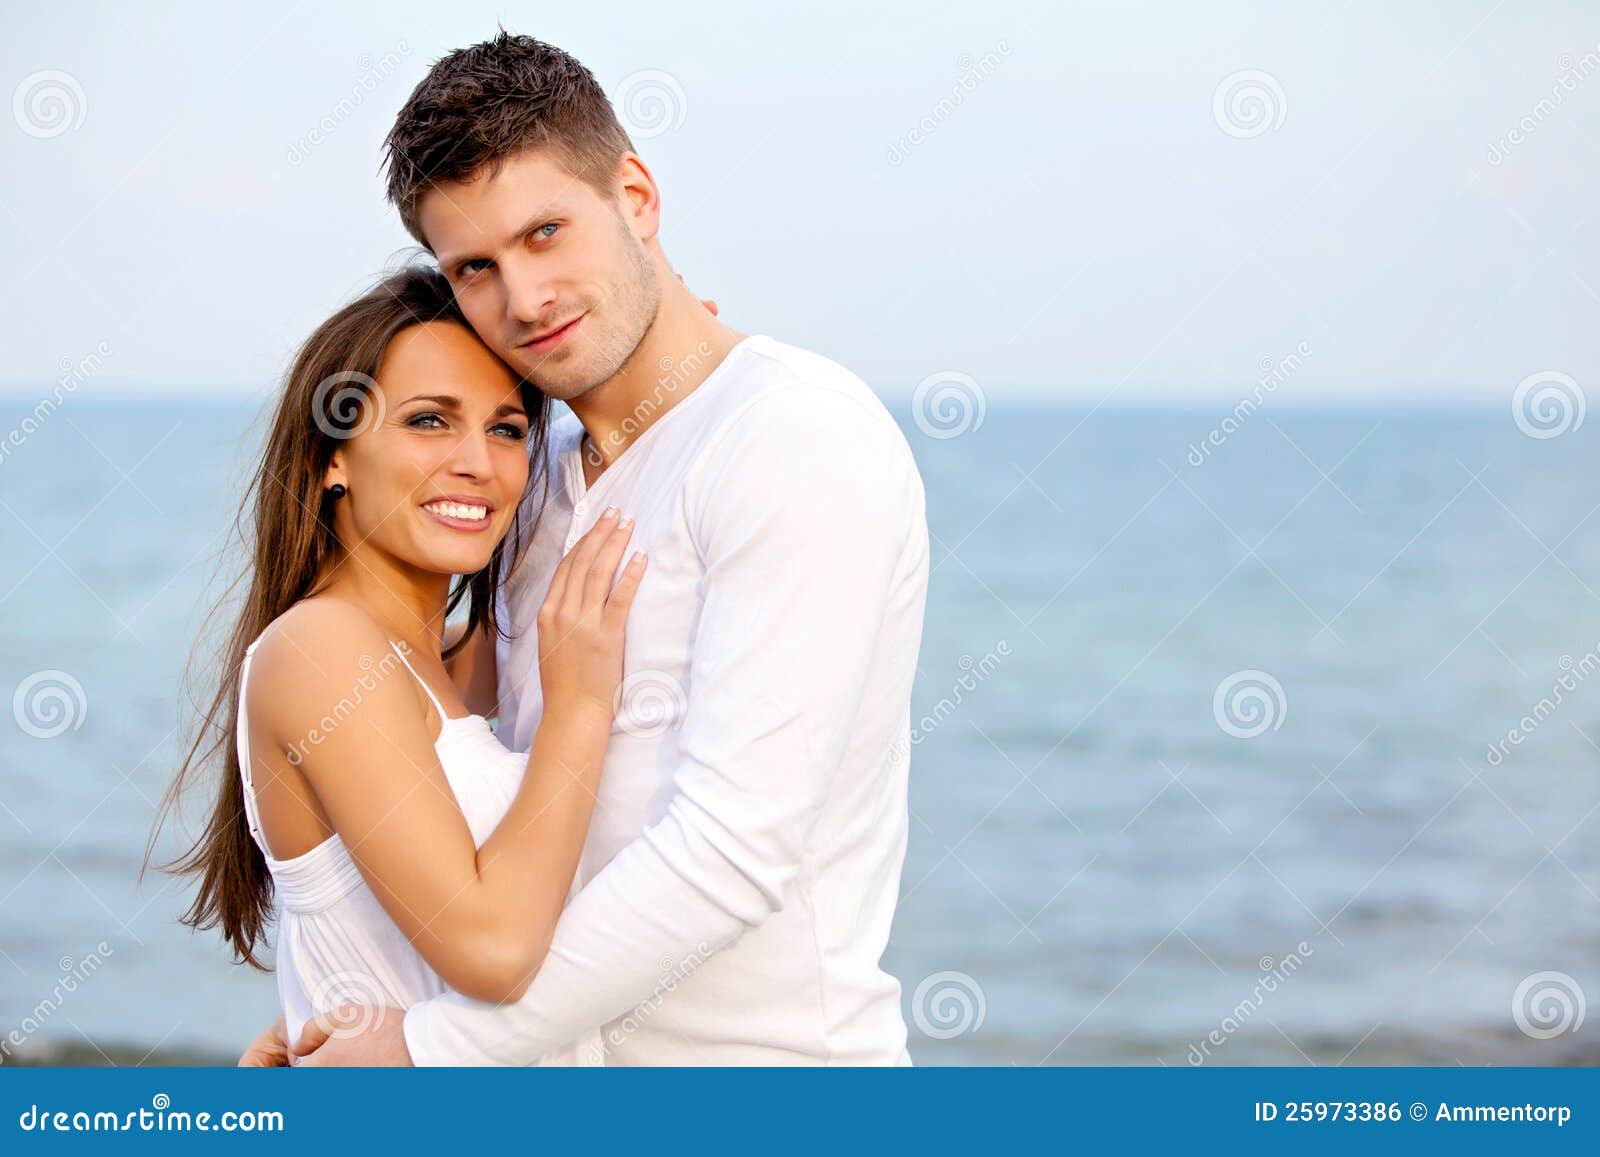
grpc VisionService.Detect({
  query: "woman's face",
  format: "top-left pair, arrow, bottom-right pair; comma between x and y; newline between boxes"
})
323,320 -> 532,579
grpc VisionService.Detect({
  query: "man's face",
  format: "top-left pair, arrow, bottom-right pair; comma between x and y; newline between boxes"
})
419,150 -> 661,402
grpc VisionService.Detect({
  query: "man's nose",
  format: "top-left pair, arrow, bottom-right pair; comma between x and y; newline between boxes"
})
500,252 -> 557,327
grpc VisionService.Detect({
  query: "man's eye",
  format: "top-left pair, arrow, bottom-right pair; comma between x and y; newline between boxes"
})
535,223 -> 559,240
457,259 -> 491,277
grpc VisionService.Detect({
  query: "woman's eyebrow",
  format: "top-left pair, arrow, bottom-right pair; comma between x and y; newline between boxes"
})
401,393 -> 462,409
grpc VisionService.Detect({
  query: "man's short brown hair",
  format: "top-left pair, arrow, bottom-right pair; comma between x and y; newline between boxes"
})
384,32 -> 635,245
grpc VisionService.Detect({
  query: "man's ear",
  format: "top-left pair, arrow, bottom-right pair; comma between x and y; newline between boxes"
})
615,153 -> 661,244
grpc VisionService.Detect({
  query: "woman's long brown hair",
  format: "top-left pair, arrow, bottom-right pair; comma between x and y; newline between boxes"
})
147,265 -> 551,969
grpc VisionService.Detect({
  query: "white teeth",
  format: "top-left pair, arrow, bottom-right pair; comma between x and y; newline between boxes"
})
426,501 -> 488,521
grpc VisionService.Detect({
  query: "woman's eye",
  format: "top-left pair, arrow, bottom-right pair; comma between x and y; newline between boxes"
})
491,423 -> 529,441
407,413 -> 446,430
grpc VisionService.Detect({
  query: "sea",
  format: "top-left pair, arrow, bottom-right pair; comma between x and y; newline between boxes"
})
1,397 -> 1596,1066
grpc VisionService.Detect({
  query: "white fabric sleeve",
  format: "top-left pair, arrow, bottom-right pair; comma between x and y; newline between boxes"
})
402,385 -> 922,1065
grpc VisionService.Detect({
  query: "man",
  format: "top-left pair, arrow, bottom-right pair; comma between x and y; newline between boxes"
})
250,31 -> 928,1065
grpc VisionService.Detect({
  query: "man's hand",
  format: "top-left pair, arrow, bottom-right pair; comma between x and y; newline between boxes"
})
290,1004 -> 412,1067
237,1014 -> 290,1066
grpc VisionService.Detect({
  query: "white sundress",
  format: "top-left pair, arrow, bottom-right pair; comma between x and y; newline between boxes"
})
235,633 -> 602,1066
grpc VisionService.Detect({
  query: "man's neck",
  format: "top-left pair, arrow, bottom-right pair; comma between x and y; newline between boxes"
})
570,282 -> 744,481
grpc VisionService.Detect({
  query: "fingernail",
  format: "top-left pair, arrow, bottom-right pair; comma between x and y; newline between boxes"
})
633,551 -> 648,564
618,515 -> 634,529
601,506 -> 619,519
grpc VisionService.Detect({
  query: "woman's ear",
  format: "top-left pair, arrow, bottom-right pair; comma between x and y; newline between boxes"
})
321,451 -> 347,495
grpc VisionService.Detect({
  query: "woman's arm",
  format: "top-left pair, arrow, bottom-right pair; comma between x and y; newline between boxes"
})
249,513 -> 644,1004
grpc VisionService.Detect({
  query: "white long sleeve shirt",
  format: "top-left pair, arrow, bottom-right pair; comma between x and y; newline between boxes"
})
401,334 -> 930,1065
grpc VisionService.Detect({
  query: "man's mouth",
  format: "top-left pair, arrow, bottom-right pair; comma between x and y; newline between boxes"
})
518,312 -> 585,354
422,497 -> 494,531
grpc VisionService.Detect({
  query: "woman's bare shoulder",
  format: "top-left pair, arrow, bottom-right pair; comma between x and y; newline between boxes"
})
246,599 -> 404,736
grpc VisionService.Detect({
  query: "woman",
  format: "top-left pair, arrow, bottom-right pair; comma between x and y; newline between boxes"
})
154,265 -> 641,1065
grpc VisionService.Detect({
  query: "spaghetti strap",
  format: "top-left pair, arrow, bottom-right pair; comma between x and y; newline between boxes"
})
386,640 -> 452,722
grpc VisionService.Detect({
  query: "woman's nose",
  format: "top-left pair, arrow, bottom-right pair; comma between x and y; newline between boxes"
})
446,430 -> 494,478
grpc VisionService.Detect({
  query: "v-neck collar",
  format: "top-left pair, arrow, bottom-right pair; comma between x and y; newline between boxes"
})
558,334 -> 767,506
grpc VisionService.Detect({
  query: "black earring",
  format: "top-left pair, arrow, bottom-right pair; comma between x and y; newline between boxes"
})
327,483 -> 347,500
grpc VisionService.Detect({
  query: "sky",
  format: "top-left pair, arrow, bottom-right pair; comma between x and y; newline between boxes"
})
2,0 -> 1596,403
